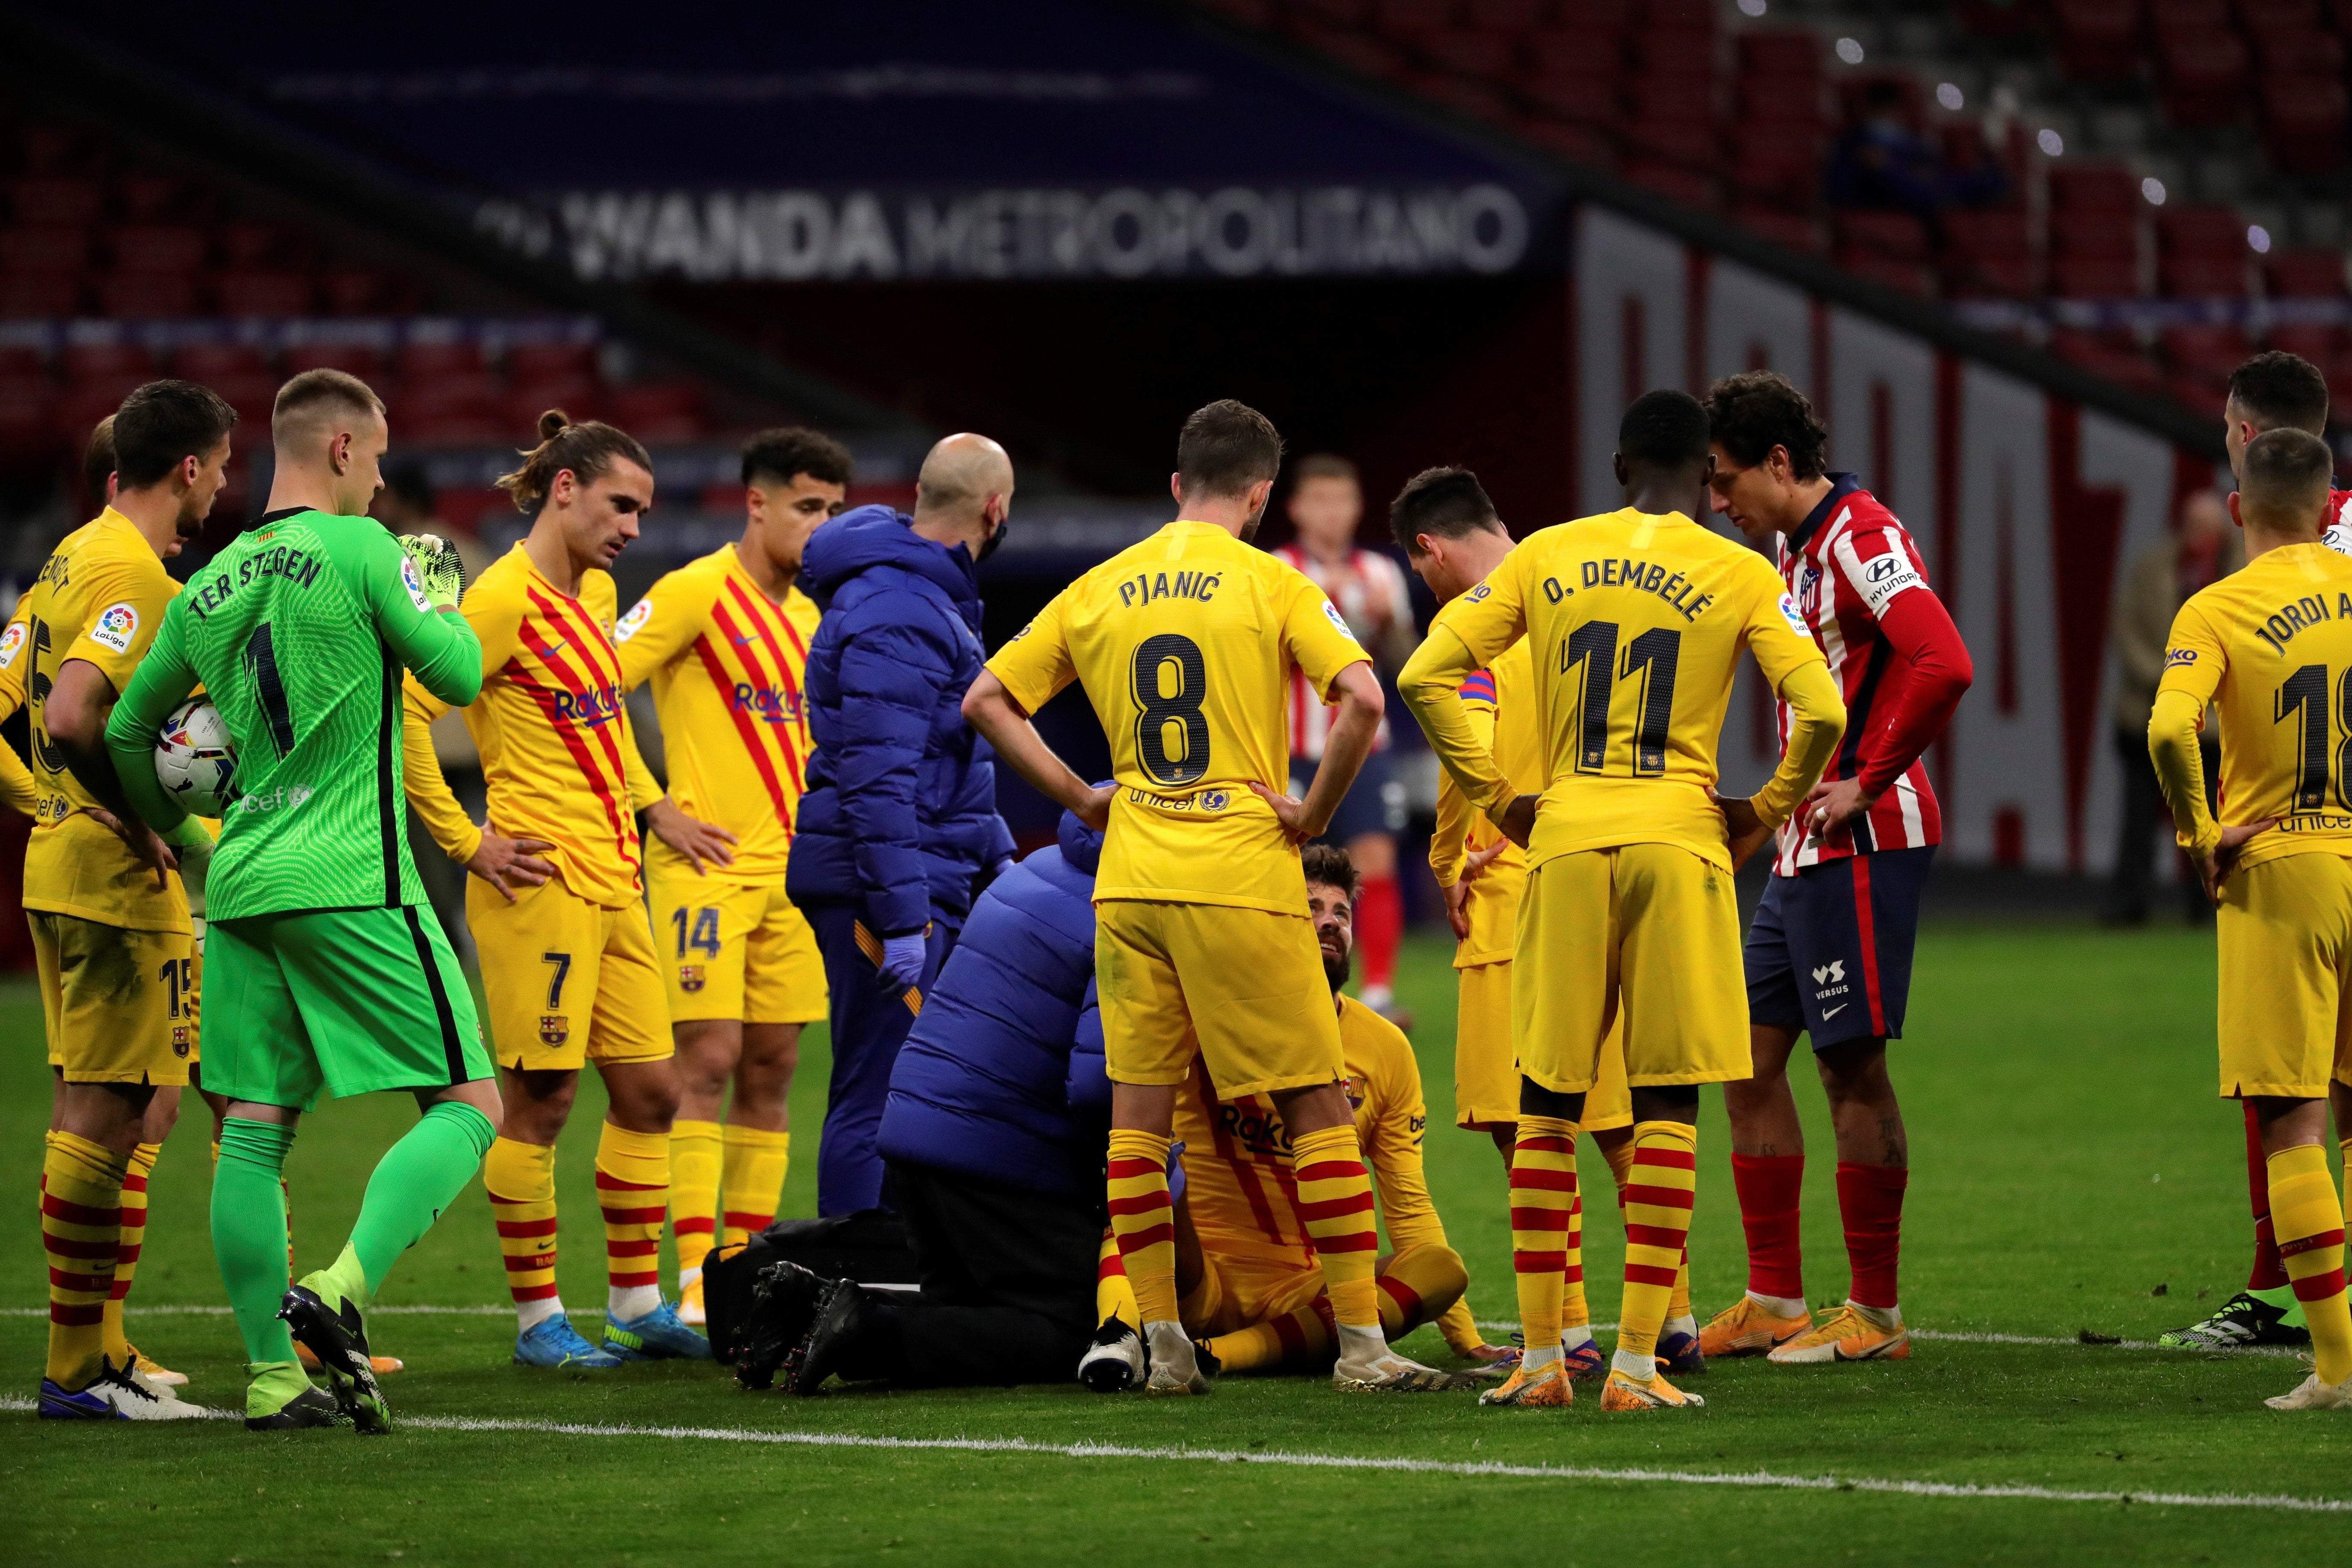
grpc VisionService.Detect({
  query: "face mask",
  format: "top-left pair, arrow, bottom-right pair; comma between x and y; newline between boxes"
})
978,514 -> 1009,562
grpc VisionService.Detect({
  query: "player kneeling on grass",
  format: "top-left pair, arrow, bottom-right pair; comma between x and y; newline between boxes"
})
101,370 -> 500,1432
2148,426 -> 2352,1412
737,806 -> 1115,1394
1092,844 -> 1492,1390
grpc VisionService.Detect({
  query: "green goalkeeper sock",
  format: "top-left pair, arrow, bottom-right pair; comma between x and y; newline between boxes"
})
213,1118 -> 299,1366
345,1101 -> 496,1298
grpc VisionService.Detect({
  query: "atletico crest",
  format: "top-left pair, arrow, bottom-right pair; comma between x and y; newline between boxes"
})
539,1014 -> 570,1046
679,965 -> 706,993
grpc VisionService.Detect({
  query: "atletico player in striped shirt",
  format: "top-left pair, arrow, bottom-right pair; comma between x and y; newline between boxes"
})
613,428 -> 849,1325
1698,372 -> 1974,1366
404,412 -> 732,1369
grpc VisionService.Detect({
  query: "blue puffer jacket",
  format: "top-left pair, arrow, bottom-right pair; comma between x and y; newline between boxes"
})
787,505 -> 1015,936
877,810 -> 1111,1196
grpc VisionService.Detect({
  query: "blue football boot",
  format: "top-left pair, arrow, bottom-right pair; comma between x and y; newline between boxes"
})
514,1314 -> 624,1369
604,1299 -> 713,1361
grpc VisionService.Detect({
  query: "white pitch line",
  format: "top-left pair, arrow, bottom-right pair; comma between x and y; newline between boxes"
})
4,1398 -> 2341,1513
1468,1320 -> 2303,1358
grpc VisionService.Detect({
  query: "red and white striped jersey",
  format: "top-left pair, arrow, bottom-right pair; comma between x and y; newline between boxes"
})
1276,542 -> 1411,758
1773,474 -> 1944,875
2320,488 -> 2352,556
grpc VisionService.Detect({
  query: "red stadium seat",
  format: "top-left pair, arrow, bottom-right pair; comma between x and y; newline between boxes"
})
2157,31 -> 2252,126
2157,204 -> 2248,255
2048,163 -> 2143,211
2267,325 -> 2344,366
2054,0 -> 2149,80
2263,77 -> 2348,171
2051,328 -> 2167,393
214,270 -> 317,317
2049,253 -> 2145,296
1838,252 -> 1938,298
1513,115 -> 1617,167
1730,127 -> 1826,204
398,339 -> 487,381
106,224 -> 208,275
508,377 -> 600,429
1732,204 -> 1828,254
173,341 -> 272,381
1737,29 -> 1822,76
607,380 -> 708,444
2240,0 -> 2324,30
61,340 -> 156,382
2269,247 -> 2349,294
1620,158 -> 1720,209
0,227 -> 90,272
2249,22 -> 2347,70
2160,322 -> 2252,374
114,174 -> 204,222
283,340 -> 386,380
0,346 -> 49,380
507,340 -> 600,381
318,267 -> 401,315
2162,255 -> 2249,294
1518,65 -> 1621,123
0,274 -> 81,316
1957,0 -> 2045,37
1463,0 -> 1546,27
9,177 -> 104,228
1835,211 -> 1930,261
94,273 -> 199,316
1369,0 -> 1455,37
403,371 -> 509,447
1621,111 -> 1715,167
209,370 -> 280,432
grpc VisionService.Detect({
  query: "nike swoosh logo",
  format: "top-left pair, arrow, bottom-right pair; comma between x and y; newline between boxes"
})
541,639 -> 569,658
733,633 -> 763,646
1822,1003 -> 1848,1020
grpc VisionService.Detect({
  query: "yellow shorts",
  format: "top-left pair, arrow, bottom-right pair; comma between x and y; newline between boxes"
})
1095,900 -> 1344,1099
1457,961 -> 1629,1130
1179,1245 -> 1324,1339
31,911 -> 193,1086
2216,852 -> 2352,1099
1513,844 -> 1749,1095
469,874 -> 671,1072
647,860 -> 827,1026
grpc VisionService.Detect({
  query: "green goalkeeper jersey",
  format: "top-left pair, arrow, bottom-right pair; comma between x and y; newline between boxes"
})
106,507 -> 484,921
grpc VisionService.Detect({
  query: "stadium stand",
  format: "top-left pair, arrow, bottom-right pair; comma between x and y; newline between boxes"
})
1188,0 -> 2352,423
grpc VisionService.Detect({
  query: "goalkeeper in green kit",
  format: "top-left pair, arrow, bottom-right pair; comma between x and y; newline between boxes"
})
105,370 -> 497,1433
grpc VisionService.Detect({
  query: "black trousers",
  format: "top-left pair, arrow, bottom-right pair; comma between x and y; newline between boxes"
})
2106,724 -> 2218,923
861,1158 -> 1101,1388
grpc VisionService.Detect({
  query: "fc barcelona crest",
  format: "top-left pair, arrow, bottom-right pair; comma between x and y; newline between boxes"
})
539,1014 -> 570,1046
679,964 -> 706,993
171,1025 -> 190,1058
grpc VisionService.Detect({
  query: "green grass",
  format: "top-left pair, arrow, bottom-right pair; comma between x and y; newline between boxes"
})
3,923 -> 2351,1565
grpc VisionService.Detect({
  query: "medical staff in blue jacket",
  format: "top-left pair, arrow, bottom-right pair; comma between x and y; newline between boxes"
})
787,434 -> 1017,1215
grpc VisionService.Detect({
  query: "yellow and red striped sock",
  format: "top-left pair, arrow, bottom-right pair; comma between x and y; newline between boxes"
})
1510,1114 -> 1577,1355
1617,1120 -> 1699,1372
1106,1130 -> 1177,1325
43,1130 -> 126,1390
484,1136 -> 560,1324
101,1140 -> 160,1369
668,1119 -> 722,1286
1291,1123 -> 1381,1329
1207,1295 -> 1337,1373
1378,1241 -> 1468,1341
596,1122 -> 668,1318
1095,1232 -> 1139,1331
1599,1131 -> 1691,1326
2269,1143 -> 2352,1386
720,1124 -> 789,1248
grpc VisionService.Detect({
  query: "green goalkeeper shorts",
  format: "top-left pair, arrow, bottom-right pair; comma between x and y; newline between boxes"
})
202,905 -> 492,1111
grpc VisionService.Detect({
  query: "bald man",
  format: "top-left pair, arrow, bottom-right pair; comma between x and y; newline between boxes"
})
787,434 -> 1020,1216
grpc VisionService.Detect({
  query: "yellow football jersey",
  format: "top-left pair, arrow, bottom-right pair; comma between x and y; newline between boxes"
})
2157,541 -> 2352,870
1430,636 -> 1542,968
403,544 -> 659,910
7,510 -> 190,932
1176,993 -> 1457,1266
986,520 -> 1369,913
1404,508 -> 1825,874
614,545 -> 819,885
0,606 -> 39,819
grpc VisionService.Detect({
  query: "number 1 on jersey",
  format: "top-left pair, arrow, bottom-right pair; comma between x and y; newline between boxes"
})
1561,621 -> 1683,777
2275,664 -> 2352,811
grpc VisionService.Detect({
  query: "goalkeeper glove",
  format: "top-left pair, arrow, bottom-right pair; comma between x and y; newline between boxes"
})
398,532 -> 467,612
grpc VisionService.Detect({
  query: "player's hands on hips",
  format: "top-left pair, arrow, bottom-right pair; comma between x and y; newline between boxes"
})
879,933 -> 928,990
1494,793 -> 1538,849
1801,776 -> 1876,843
646,797 -> 738,875
2196,818 -> 2279,904
1073,780 -> 1116,835
467,828 -> 556,902
1716,792 -> 1773,870
1442,877 -> 1472,941
397,533 -> 467,612
1248,780 -> 1321,845
89,806 -> 175,890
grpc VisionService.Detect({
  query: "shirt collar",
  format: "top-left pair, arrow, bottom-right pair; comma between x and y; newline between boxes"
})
1787,472 -> 1867,554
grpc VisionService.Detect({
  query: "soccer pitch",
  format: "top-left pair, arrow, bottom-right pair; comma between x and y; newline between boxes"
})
5,921 -> 2351,1565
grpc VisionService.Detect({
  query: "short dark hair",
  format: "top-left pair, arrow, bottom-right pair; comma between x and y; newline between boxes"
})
497,409 -> 654,515
1389,466 -> 1502,554
1177,399 -> 1283,500
2239,427 -> 2337,525
742,426 -> 854,489
2228,351 -> 2330,435
273,368 -> 385,447
113,379 -> 237,490
1291,453 -> 1358,487
82,414 -> 115,515
1301,842 -> 1359,905
1618,388 -> 1713,471
1706,371 -> 1830,479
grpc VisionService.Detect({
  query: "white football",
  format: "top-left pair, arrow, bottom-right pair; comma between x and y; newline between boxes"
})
154,697 -> 238,819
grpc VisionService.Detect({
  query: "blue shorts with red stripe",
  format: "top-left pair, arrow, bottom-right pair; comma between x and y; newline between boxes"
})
1744,845 -> 1936,1051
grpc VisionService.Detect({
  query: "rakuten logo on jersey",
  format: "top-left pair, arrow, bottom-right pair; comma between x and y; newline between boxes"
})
238,784 -> 315,814
732,683 -> 803,724
550,685 -> 625,727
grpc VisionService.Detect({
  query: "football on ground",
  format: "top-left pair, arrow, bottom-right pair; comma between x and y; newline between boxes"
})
6,925 -> 2349,1566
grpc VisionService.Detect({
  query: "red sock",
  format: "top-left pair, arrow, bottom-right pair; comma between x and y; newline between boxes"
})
2245,1099 -> 2288,1292
1731,1152 -> 1805,1299
1837,1162 -> 1907,1310
1357,874 -> 1400,992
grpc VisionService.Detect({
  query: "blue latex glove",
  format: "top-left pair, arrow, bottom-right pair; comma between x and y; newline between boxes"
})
879,933 -> 928,990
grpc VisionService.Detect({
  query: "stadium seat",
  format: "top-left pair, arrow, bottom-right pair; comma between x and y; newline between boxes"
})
214,270 -> 317,317
1621,158 -> 1720,209
1732,204 -> 1828,255
508,341 -> 600,381
9,176 -> 104,228
2263,78 -> 2348,171
318,267 -> 402,315
114,173 -> 205,223
2048,253 -> 2144,297
1939,208 -> 2034,297
1515,115 -> 1618,165
210,370 -> 280,432
403,371 -> 509,447
173,341 -> 272,381
1836,211 -> 1931,263
398,339 -> 488,381
0,227 -> 90,273
2050,327 -> 2166,394
1957,0 -> 2045,37
607,380 -> 708,444
106,224 -> 208,275
2156,30 -> 2252,126
0,273 -> 80,316
61,339 -> 156,383
2269,247 -> 2349,294
94,273 -> 198,317
2054,0 -> 2149,80
2156,205 -> 2251,295
283,340 -> 385,380
508,377 -> 601,429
